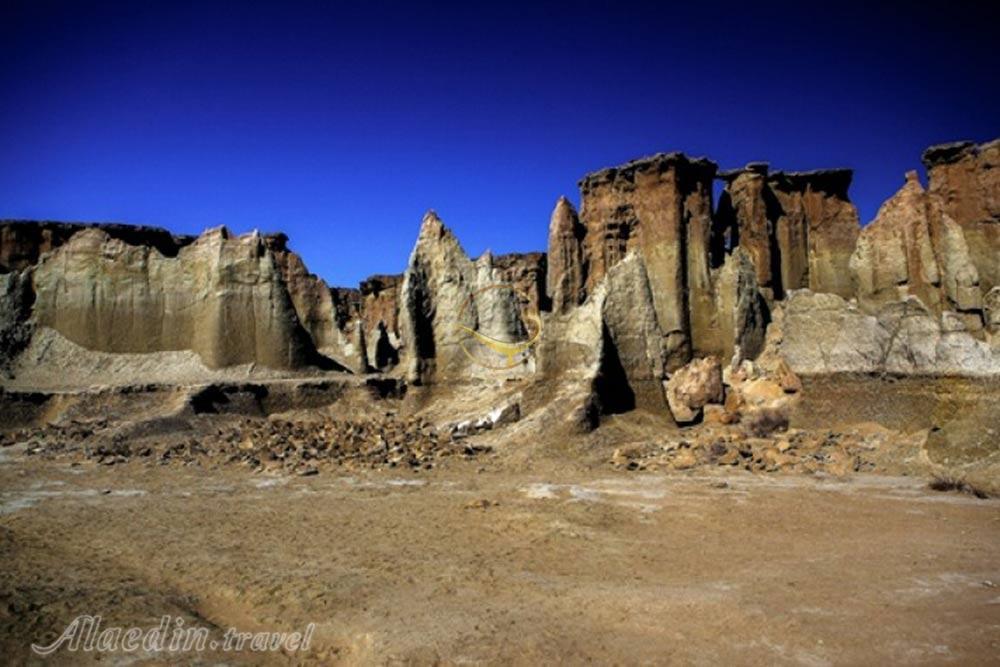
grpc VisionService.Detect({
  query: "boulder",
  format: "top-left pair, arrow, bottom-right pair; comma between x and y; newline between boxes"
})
664,356 -> 723,424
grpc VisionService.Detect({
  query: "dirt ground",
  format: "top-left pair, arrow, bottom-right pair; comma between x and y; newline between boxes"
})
2,440 -> 999,666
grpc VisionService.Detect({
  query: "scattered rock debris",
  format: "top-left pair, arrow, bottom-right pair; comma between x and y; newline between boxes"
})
2,415 -> 493,473
611,428 -> 880,476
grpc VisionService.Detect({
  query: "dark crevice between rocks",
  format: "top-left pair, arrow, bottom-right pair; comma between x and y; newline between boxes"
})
594,324 -> 635,414
763,185 -> 786,300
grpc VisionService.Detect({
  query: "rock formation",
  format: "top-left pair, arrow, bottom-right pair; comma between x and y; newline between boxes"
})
31,227 -> 320,369
1,220 -> 194,272
577,153 -> 718,369
398,211 -> 534,384
265,233 -> 341,352
359,274 -> 402,370
715,166 -> 859,300
664,356 -> 723,424
922,139 -> 999,293
1,136 -> 998,438
0,269 -> 33,373
850,171 -> 983,329
546,196 -> 585,314
775,290 -> 1000,376
713,248 -> 768,363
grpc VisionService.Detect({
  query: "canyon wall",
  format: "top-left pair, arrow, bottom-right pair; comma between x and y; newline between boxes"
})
31,226 -> 318,369
2,138 -> 998,421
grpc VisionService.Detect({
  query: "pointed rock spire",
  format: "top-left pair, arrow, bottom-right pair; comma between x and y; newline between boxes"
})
546,196 -> 585,313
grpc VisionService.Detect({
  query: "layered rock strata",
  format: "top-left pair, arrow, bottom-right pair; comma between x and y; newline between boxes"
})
714,165 -> 859,300
31,227 -> 319,369
922,139 -> 999,293
1,220 -> 194,272
850,171 -> 983,329
575,153 -> 718,369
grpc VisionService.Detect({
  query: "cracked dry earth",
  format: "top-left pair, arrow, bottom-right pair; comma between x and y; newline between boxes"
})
1,445 -> 999,666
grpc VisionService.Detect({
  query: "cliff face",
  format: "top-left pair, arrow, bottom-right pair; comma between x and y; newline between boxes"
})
359,274 -> 402,370
922,139 -> 1000,294
850,171 -> 982,330
265,232 -> 340,352
715,166 -> 859,300
398,212 -> 535,384
0,220 -> 194,272
575,153 -> 718,369
2,136 -> 998,403
31,227 -> 318,370
546,197 -> 585,314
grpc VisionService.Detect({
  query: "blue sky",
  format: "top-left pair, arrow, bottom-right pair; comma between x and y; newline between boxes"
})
1,1 -> 997,286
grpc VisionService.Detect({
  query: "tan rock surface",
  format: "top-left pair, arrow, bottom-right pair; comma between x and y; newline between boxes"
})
546,196 -> 585,314
850,171 -> 982,320
776,290 -> 1000,376
31,227 -> 318,370
577,152 -> 718,369
398,212 -> 534,384
715,166 -> 859,300
923,139 -> 1000,293
664,356 -> 723,424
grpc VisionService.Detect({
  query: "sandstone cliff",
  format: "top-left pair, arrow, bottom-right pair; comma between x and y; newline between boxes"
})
775,290 -> 1000,377
850,171 -> 982,330
715,165 -> 859,300
398,212 -> 535,384
1,220 -> 194,272
31,227 -> 320,370
576,153 -> 718,369
2,136 -> 998,415
922,139 -> 999,293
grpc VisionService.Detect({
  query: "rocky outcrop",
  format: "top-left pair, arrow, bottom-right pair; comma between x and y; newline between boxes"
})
1,220 -> 194,272
31,227 -> 320,370
0,269 -> 34,374
265,233 -> 340,351
359,274 -> 402,370
985,287 -> 1000,347
546,197 -> 585,314
714,164 -> 774,293
713,248 -> 769,363
922,139 -> 1000,293
494,252 -> 547,314
598,253 -> 669,412
715,166 -> 859,300
775,290 -> 1000,376
578,153 -> 718,369
3,136 -> 998,437
398,212 -> 534,384
850,171 -> 982,328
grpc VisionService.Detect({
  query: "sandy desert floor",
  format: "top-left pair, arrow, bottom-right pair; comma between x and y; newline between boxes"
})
2,440 -> 999,666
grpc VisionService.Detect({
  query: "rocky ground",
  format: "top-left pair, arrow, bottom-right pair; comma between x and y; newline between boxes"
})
1,408 -> 999,666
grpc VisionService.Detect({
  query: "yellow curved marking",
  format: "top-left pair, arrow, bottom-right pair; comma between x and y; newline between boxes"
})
456,284 -> 543,370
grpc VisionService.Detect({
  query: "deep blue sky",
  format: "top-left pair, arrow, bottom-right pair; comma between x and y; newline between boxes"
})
2,1 -> 997,287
